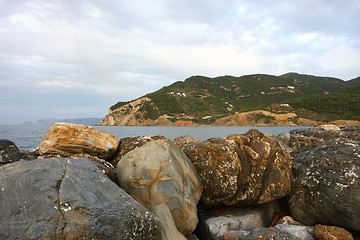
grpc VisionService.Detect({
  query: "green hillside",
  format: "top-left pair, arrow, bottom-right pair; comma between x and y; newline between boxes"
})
109,72 -> 358,123
288,84 -> 360,120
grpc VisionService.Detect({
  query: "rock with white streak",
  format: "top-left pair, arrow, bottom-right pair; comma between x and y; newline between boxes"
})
117,138 -> 203,236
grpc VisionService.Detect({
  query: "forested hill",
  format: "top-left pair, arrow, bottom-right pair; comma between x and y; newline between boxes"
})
101,73 -> 359,125
288,84 -> 360,120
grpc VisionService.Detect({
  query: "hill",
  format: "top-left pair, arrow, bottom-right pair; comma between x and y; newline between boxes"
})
100,73 -> 359,126
288,84 -> 360,120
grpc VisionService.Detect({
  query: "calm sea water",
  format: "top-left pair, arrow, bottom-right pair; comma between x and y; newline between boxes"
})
0,125 -> 310,151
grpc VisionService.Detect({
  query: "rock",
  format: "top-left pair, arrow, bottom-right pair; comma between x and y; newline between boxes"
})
289,126 -> 360,153
111,135 -> 166,166
242,226 -> 301,240
183,138 -> 247,207
288,138 -> 360,231
196,201 -> 279,240
0,139 -> 21,165
276,132 -> 291,147
0,158 -> 161,239
117,139 -> 203,236
273,224 -> 315,240
20,148 -> 40,161
152,203 -> 187,240
39,122 -> 119,160
314,225 -> 354,240
183,129 -> 292,207
173,135 -> 201,149
315,124 -> 341,131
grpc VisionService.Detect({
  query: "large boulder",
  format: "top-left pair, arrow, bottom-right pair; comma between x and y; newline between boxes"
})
183,129 -> 292,207
0,157 -> 161,239
196,201 -> 279,240
117,138 -> 203,236
39,122 -> 119,160
0,139 -> 21,165
288,138 -> 360,231
111,135 -> 166,166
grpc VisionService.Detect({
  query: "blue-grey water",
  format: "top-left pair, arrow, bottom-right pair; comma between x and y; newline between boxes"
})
0,125 -> 309,151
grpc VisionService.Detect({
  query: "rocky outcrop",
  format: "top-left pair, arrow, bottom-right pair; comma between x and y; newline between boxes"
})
183,129 -> 292,207
196,201 -> 279,240
0,158 -> 161,239
111,135 -> 166,166
39,122 -> 119,160
0,139 -> 21,165
117,139 -> 203,236
288,138 -> 360,231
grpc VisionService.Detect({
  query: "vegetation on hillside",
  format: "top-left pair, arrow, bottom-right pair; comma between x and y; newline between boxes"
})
108,72 -> 360,123
289,84 -> 360,120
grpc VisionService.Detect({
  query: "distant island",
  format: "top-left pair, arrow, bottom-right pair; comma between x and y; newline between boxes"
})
99,72 -> 360,126
22,118 -> 103,126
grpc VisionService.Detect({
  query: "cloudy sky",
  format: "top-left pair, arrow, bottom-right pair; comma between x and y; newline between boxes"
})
1,0 -> 359,124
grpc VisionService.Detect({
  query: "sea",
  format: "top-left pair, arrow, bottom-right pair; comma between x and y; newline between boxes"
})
0,125 -> 310,151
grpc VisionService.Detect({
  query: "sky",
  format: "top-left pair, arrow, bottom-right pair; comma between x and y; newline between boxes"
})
0,0 -> 359,125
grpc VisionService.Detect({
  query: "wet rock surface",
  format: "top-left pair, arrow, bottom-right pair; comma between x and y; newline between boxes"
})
0,157 -> 161,239
288,138 -> 360,231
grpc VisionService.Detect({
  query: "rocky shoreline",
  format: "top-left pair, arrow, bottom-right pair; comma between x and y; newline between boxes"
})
0,122 -> 359,239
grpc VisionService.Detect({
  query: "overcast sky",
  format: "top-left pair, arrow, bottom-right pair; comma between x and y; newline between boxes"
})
1,0 -> 359,124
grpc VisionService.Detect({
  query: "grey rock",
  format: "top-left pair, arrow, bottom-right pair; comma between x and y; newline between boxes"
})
173,135 -> 201,149
242,226 -> 301,240
117,139 -> 203,236
111,135 -> 166,166
196,201 -> 279,240
288,138 -> 360,231
289,127 -> 360,156
273,224 -> 315,240
0,158 -> 161,239
0,139 -> 21,165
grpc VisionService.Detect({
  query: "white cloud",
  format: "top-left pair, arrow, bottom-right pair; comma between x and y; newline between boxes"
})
0,0 -> 359,124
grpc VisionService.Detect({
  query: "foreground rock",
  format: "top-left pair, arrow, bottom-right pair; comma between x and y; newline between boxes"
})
117,139 -> 203,236
0,139 -> 21,165
111,135 -> 166,166
289,138 -> 360,231
183,129 -> 292,207
196,201 -> 279,240
0,157 -> 161,239
39,122 -> 119,160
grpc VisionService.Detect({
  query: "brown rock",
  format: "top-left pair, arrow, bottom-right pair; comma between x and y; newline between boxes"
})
315,225 -> 354,240
183,129 -> 292,207
111,135 -> 166,166
117,139 -> 203,236
39,122 -> 119,160
226,129 -> 292,205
